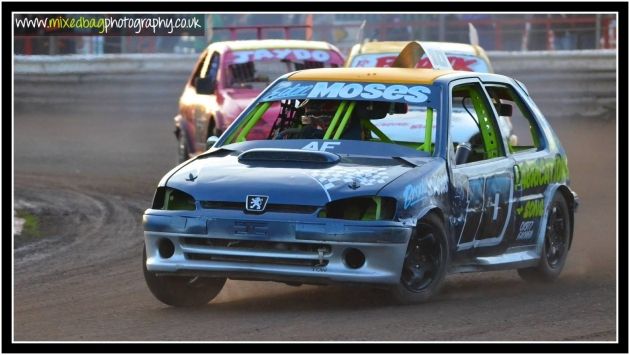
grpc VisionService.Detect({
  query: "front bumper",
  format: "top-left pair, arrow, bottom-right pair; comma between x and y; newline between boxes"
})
143,210 -> 413,286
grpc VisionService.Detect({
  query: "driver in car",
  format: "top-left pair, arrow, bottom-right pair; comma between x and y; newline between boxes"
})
275,100 -> 339,139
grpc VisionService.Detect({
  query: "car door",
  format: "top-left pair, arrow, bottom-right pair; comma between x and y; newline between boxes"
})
448,79 -> 515,253
482,81 -> 550,247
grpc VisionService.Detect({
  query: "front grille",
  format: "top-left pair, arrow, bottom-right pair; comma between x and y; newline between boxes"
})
181,237 -> 331,267
200,201 -> 319,214
182,237 -> 331,253
185,253 -> 328,267
200,201 -> 242,210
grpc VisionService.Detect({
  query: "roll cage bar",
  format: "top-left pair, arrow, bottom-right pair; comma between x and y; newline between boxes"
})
225,98 -> 437,154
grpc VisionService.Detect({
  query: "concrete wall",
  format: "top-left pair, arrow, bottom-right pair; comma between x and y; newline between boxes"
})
14,54 -> 196,111
14,50 -> 616,119
488,50 -> 616,119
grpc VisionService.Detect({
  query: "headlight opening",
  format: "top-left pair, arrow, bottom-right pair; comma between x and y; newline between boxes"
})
318,196 -> 396,221
152,187 -> 196,211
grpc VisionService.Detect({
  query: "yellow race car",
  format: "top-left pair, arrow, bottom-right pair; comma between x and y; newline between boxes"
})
346,40 -> 493,72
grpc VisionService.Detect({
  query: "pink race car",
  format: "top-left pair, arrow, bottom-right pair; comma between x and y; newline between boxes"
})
174,39 -> 345,162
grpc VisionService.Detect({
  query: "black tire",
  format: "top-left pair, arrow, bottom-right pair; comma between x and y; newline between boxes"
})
389,213 -> 451,304
517,193 -> 571,282
178,127 -> 190,163
143,245 -> 226,307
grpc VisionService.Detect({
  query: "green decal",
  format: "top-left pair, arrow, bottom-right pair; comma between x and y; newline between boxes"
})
516,199 -> 545,218
515,156 -> 569,189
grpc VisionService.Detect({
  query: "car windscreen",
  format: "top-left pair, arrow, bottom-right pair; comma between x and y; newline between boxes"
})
221,80 -> 442,154
224,49 -> 341,89
350,52 -> 490,72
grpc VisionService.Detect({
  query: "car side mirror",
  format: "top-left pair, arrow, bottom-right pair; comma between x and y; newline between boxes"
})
206,136 -> 219,149
195,77 -> 216,95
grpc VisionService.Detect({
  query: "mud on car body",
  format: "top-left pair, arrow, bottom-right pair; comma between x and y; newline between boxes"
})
144,42 -> 578,306
174,39 -> 345,163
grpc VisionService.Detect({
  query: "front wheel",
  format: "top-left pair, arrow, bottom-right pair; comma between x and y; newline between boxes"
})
517,193 -> 571,282
389,213 -> 451,304
143,245 -> 226,307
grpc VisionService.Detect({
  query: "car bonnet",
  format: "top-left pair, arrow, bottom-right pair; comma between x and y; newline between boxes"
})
165,140 -> 435,207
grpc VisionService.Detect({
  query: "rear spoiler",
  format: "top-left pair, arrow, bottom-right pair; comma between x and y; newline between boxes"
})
392,41 -> 453,70
469,23 -> 479,47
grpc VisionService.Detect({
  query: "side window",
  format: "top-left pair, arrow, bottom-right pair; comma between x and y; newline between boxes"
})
190,51 -> 208,88
202,52 -> 220,82
484,84 -> 544,153
451,82 -> 505,165
369,105 -> 439,152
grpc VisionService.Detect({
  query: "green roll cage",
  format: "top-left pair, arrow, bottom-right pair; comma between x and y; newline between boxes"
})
225,99 -> 438,154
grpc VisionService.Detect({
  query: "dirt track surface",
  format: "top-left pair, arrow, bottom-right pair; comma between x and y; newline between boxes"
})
13,98 -> 617,341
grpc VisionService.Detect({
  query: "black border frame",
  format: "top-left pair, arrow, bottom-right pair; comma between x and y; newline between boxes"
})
2,1 -> 627,353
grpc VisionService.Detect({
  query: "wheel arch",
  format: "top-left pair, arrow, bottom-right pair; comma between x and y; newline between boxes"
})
536,183 -> 576,255
555,184 -> 577,249
415,206 -> 454,252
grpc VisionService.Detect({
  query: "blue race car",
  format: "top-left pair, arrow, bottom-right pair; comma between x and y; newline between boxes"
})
143,42 -> 579,306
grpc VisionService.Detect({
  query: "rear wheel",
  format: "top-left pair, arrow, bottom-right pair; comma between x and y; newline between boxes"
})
143,245 -> 226,307
518,193 -> 571,282
390,214 -> 450,304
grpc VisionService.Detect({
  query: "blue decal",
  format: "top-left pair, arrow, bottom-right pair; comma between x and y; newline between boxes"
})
261,80 -> 436,105
403,170 -> 448,209
261,82 -> 315,101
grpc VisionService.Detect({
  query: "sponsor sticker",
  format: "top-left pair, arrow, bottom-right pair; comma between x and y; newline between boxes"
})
516,220 -> 536,240
261,80 -> 436,105
228,49 -> 332,64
